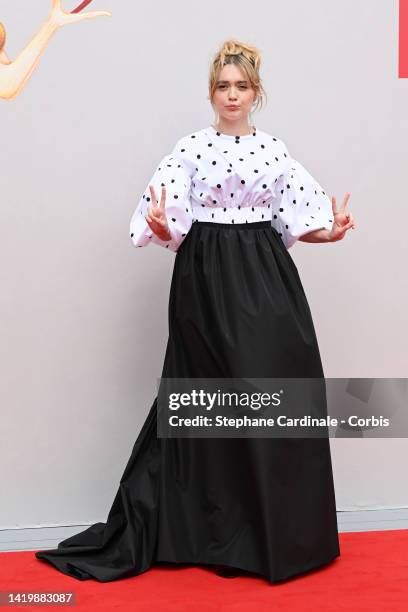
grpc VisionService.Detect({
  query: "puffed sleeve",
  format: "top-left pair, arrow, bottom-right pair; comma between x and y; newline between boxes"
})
129,150 -> 193,253
271,142 -> 334,249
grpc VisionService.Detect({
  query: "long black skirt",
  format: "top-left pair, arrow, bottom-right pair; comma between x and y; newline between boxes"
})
35,220 -> 340,583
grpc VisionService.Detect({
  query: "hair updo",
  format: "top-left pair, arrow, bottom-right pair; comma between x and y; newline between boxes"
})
0,22 -> 6,52
208,39 -> 267,114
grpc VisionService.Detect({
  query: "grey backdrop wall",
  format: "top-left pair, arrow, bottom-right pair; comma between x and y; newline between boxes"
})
1,0 -> 407,530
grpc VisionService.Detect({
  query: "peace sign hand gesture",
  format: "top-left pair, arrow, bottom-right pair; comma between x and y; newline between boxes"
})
145,185 -> 172,241
328,193 -> 355,242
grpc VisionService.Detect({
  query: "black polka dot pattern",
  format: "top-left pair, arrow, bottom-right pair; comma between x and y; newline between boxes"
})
129,125 -> 334,252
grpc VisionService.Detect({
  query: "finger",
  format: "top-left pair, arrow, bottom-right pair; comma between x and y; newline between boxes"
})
145,216 -> 167,236
341,192 -> 351,211
145,215 -> 156,228
147,203 -> 162,220
345,210 -> 356,228
154,217 -> 166,227
147,206 -> 165,225
159,186 -> 167,210
149,185 -> 158,206
331,196 -> 338,216
146,216 -> 161,230
147,204 -> 161,221
52,0 -> 60,9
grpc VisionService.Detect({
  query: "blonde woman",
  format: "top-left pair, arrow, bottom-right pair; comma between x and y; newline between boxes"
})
0,1 -> 109,100
36,39 -> 354,584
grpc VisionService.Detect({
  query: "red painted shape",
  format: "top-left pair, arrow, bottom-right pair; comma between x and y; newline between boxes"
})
71,0 -> 94,14
400,0 -> 408,77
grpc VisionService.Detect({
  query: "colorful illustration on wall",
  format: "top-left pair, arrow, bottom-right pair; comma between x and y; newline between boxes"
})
400,0 -> 408,77
0,0 -> 110,100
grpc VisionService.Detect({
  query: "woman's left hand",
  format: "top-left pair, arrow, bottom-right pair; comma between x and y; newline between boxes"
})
48,0 -> 111,28
328,193 -> 355,242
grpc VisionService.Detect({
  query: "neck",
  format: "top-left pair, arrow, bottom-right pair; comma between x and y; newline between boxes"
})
213,118 -> 254,136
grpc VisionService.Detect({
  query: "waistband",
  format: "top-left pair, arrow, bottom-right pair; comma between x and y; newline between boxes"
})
192,220 -> 272,230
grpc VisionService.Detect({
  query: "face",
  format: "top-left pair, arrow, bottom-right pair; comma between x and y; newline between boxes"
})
211,63 -> 257,124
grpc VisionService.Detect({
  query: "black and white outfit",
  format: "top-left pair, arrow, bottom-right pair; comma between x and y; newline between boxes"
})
35,125 -> 340,583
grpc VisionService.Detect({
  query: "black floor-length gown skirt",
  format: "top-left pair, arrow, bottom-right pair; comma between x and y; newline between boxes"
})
35,220 -> 340,583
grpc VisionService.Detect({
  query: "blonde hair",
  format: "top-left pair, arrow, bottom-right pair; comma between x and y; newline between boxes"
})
208,39 -> 267,114
0,22 -> 6,52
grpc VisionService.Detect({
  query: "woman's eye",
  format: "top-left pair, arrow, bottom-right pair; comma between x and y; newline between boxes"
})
217,85 -> 248,90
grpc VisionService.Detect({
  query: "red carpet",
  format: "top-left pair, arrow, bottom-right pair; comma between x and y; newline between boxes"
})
1,530 -> 407,611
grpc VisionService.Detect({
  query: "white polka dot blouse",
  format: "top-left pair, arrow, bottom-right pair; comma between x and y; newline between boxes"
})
129,125 -> 334,252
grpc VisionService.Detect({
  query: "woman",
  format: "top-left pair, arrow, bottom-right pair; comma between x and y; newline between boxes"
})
0,0 -> 109,101
35,39 -> 354,583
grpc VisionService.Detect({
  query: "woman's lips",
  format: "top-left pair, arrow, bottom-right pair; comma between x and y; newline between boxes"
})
226,106 -> 239,110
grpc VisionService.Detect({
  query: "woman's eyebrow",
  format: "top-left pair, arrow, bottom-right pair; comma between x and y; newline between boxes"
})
216,80 -> 248,85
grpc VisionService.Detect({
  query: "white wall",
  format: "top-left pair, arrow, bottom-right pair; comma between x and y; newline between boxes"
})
0,0 -> 407,529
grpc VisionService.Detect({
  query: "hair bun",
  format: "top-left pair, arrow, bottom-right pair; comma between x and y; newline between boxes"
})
219,39 -> 261,71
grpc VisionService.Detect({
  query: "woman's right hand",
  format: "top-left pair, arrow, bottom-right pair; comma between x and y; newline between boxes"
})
145,185 -> 172,241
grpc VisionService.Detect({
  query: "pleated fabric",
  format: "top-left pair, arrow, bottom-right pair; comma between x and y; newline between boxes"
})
35,220 -> 340,583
